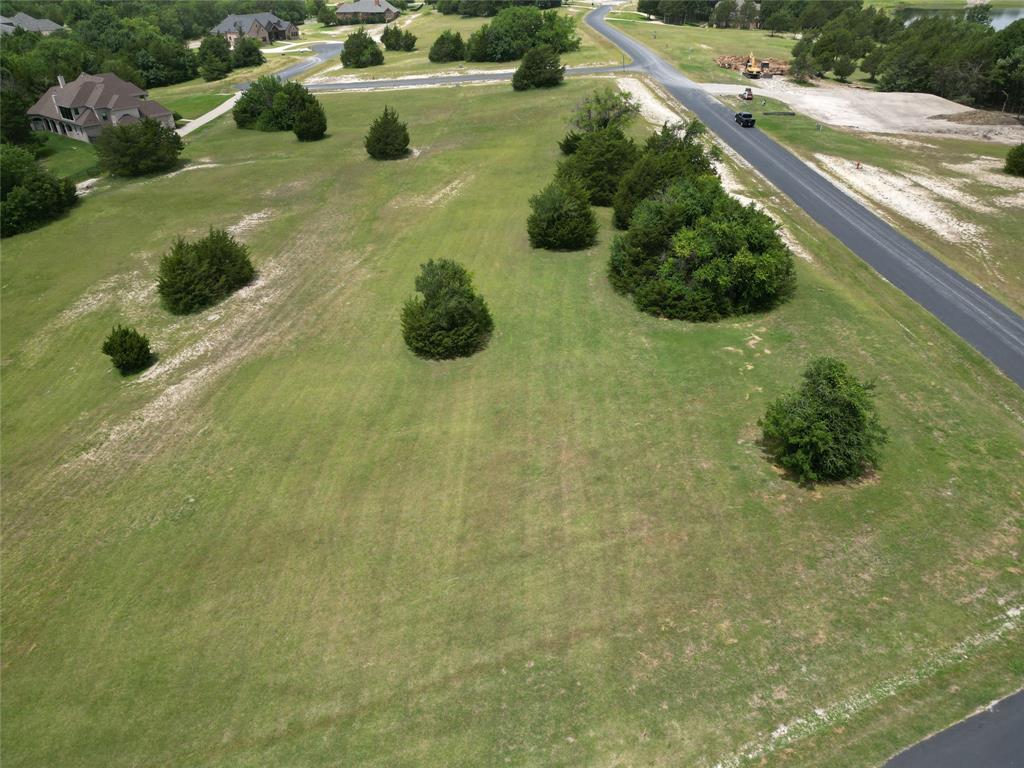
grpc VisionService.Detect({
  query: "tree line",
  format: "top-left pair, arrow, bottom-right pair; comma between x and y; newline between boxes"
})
433,0 -> 563,17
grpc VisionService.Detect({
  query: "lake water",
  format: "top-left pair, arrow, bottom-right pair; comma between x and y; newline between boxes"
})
899,6 -> 1024,31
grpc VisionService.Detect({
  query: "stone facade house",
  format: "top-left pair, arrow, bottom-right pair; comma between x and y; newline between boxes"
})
336,0 -> 400,25
210,12 -> 299,48
27,73 -> 175,143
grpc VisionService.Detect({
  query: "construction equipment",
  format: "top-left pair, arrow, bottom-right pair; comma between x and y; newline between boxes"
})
742,51 -> 761,79
739,87 -> 753,100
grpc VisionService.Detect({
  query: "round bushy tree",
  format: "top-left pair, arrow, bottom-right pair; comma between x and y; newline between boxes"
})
365,106 -> 410,159
94,118 -> 184,177
1005,143 -> 1024,176
158,229 -> 256,314
555,127 -> 638,206
341,27 -> 384,68
429,29 -> 466,62
401,259 -> 493,360
234,76 -> 284,128
101,325 -> 154,375
761,357 -> 888,484
232,36 -> 266,68
293,99 -> 327,141
512,44 -> 564,91
382,24 -> 416,51
0,144 -> 77,238
198,35 -> 233,81
527,177 -> 597,250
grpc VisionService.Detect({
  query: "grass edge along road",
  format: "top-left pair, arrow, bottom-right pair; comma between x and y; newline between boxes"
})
2,80 -> 1023,768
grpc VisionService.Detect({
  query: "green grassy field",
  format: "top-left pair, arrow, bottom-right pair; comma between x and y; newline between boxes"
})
2,81 -> 1022,768
158,92 -> 235,120
37,133 -> 99,181
607,17 -> 796,83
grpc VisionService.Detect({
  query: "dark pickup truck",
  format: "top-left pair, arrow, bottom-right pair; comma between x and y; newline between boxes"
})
735,112 -> 756,128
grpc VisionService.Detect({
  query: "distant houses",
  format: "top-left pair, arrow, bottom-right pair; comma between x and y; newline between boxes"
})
210,12 -> 299,48
0,11 -> 63,35
336,0 -> 401,25
27,73 -> 174,143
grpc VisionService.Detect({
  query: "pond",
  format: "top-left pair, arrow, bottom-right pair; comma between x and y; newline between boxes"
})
897,6 -> 1024,31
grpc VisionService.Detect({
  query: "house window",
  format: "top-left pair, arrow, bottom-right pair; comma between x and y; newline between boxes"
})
58,106 -> 73,120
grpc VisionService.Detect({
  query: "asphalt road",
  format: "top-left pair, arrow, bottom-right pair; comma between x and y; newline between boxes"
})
587,5 -> 1024,388
883,689 -> 1024,767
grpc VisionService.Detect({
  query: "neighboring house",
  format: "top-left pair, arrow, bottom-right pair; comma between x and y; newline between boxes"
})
210,12 -> 299,48
336,0 -> 400,25
27,73 -> 175,143
0,11 -> 63,35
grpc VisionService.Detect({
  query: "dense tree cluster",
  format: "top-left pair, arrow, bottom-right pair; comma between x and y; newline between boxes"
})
0,1 -> 305,146
94,117 -> 184,176
1006,144 -> 1024,177
608,173 -> 796,322
761,357 -> 887,483
365,106 -> 410,159
381,24 -> 416,52
341,27 -> 384,67
465,6 -> 580,62
428,29 -> 466,62
556,128 -> 638,206
233,76 -> 326,134
101,325 -> 154,375
435,0 -> 563,17
157,228 -> 256,315
512,44 -> 564,90
198,34 -> 233,80
0,144 -> 76,237
527,176 -> 597,250
401,259 -> 494,359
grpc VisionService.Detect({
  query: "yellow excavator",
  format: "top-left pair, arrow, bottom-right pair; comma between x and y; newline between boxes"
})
743,51 -> 768,79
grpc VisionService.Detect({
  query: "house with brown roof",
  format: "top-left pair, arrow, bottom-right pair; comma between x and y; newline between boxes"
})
27,73 -> 175,143
210,12 -> 298,48
0,12 -> 63,35
336,0 -> 400,25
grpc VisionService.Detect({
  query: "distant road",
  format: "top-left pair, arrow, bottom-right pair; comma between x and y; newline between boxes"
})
883,689 -> 1024,767
585,5 -> 1024,388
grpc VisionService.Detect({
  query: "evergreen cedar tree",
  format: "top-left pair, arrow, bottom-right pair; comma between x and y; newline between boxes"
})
608,176 -> 796,322
158,229 -> 256,315
95,118 -> 184,177
527,177 -> 597,251
341,28 -> 384,68
559,130 -> 582,155
234,77 -> 325,134
232,37 -> 266,69
401,259 -> 494,360
555,127 -> 638,206
512,45 -> 564,90
0,144 -> 77,237
1006,144 -> 1024,177
761,357 -> 888,484
101,325 -> 154,375
429,30 -> 466,62
293,100 -> 328,141
464,6 -> 580,62
198,34 -> 233,81
381,24 -> 417,52
612,121 -> 713,229
365,106 -> 410,160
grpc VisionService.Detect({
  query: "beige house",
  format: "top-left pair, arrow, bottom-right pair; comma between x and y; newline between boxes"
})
210,12 -> 299,48
27,73 -> 174,143
336,0 -> 400,25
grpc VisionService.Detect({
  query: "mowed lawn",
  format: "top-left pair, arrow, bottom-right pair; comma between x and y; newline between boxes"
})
2,82 -> 1023,768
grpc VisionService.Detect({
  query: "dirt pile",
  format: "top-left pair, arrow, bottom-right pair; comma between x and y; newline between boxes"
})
715,54 -> 789,76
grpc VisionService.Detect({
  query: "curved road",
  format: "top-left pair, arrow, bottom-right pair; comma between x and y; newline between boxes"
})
585,5 -> 1024,387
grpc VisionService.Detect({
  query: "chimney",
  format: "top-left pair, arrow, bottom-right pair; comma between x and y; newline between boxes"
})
57,74 -> 65,87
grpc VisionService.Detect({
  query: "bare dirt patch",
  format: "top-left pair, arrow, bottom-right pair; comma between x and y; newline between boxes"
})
227,209 -> 275,238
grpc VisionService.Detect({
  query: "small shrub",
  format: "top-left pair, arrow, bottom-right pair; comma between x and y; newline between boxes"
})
341,27 -> 384,67
94,118 -> 184,177
555,127 -> 638,206
401,259 -> 493,360
1005,143 -> 1024,177
559,130 -> 582,155
157,229 -> 256,315
0,144 -> 77,237
382,24 -> 416,51
527,177 -> 597,250
293,99 -> 327,141
429,29 -> 466,62
761,357 -> 888,483
512,44 -> 564,91
101,325 -> 154,375
232,36 -> 266,68
365,106 -> 410,160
